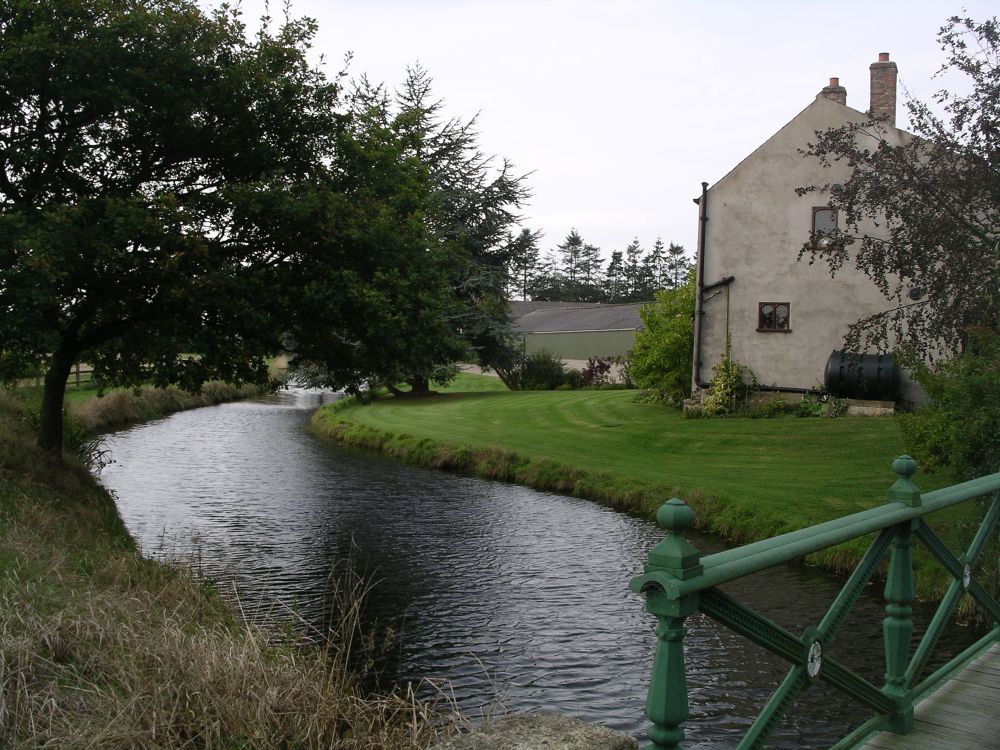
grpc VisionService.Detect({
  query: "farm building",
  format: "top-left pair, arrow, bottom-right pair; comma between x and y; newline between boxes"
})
510,301 -> 643,363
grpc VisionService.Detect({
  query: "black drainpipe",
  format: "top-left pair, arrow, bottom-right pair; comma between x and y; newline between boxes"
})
696,274 -> 735,386
693,181 -> 710,388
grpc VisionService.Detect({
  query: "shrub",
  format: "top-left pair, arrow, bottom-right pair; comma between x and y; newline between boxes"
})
900,325 -> 1000,478
699,339 -> 757,416
627,271 -> 696,404
518,351 -> 569,390
580,357 -> 613,386
795,393 -> 848,418
562,367 -> 583,390
747,393 -> 794,419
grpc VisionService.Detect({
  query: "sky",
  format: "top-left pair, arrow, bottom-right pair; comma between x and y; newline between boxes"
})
224,0 -> 994,261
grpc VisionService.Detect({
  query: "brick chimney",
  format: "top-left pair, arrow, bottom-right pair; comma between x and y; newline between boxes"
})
819,77 -> 847,106
869,52 -> 897,124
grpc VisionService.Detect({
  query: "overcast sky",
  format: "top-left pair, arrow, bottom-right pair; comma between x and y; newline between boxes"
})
227,0 -> 993,261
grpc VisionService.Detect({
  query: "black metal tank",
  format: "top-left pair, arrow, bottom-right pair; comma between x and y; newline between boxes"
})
824,351 -> 900,400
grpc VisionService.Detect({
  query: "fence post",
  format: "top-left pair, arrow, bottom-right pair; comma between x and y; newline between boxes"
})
883,455 -> 920,733
641,499 -> 702,749
74,362 -> 81,387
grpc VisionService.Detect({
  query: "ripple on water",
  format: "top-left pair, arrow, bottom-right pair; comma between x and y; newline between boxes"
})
99,388 -> 979,748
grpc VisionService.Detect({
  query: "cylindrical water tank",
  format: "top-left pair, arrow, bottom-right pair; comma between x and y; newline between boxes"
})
824,351 -> 900,400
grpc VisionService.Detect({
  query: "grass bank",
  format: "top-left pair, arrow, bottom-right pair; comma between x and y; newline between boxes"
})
0,391 -> 448,749
313,375 -> 994,610
67,381 -> 268,431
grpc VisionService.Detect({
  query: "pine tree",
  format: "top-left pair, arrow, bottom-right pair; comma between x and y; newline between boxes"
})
506,228 -> 542,300
623,238 -> 652,300
605,250 -> 625,302
666,242 -> 691,289
529,251 -> 563,300
556,228 -> 585,284
645,238 -> 667,290
579,241 -> 604,288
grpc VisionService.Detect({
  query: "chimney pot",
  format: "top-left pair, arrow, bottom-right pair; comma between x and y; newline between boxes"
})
830,77 -> 839,87
879,52 -> 890,62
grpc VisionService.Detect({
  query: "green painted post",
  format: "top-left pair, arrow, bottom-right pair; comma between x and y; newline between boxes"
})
887,454 -> 921,507
642,498 -> 702,749
883,456 -> 919,733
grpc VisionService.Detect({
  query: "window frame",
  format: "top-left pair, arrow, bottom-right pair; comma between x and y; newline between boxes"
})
811,206 -> 838,235
757,301 -> 791,333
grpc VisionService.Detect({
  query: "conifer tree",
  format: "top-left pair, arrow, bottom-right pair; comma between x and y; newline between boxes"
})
605,250 -> 626,302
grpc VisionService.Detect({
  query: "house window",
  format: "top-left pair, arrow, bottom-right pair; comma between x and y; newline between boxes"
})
812,206 -> 837,234
758,302 -> 790,332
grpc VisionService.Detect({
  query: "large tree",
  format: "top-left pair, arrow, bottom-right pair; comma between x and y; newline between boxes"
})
0,0 -> 346,454
393,66 -> 530,389
281,86 -> 457,398
289,67 -> 532,394
798,15 -> 999,359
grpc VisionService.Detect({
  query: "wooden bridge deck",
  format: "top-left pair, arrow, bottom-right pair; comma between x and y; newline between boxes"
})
856,641 -> 1000,749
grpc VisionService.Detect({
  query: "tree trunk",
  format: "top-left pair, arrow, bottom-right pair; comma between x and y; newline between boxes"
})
407,376 -> 430,395
493,365 -> 520,391
36,352 -> 74,457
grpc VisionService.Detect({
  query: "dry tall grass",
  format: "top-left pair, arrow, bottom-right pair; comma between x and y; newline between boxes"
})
68,382 -> 264,432
0,394 -> 454,749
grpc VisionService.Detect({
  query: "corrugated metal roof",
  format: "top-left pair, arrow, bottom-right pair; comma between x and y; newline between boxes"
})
511,303 -> 644,333
509,300 -> 598,317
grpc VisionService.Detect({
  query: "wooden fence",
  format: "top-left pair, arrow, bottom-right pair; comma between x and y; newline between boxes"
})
18,363 -> 97,389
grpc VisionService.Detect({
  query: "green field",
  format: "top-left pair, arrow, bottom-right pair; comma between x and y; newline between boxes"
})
318,374 -> 929,529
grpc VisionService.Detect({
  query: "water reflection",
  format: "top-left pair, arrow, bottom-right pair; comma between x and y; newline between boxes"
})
99,388 -> 976,748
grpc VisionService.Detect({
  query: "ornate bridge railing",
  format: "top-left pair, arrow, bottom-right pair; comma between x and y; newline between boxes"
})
630,455 -> 1000,749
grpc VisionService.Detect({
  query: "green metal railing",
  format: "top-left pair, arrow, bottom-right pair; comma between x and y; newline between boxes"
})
630,455 -> 1000,749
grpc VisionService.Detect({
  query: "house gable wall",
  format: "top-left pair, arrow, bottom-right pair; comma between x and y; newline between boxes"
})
696,95 -> 914,397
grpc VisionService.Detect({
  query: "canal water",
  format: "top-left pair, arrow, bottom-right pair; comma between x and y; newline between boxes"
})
98,388 -> 976,748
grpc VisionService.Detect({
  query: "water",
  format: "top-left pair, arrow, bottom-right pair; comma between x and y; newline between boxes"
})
98,388 -> 977,748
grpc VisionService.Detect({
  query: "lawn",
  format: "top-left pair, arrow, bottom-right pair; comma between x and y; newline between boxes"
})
320,374 -> 932,531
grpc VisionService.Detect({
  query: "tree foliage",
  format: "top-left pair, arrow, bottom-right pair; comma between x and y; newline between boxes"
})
627,270 -> 696,403
798,15 -> 999,358
798,15 -> 1000,476
516,231 -> 691,303
900,319 -> 1000,478
0,0 -> 344,453
506,227 -> 542,301
0,0 -> 539,455
288,67 -> 531,394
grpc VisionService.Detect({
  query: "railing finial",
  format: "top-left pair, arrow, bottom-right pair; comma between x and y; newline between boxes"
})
888,455 -> 921,507
649,498 -> 702,578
